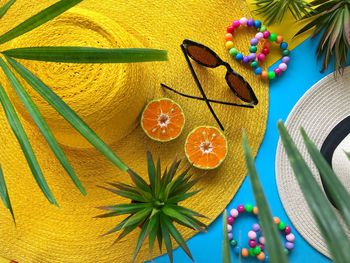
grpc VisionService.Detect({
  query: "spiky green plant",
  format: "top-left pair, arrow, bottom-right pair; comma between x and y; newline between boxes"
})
0,0 -> 167,215
295,0 -> 350,74
97,152 -> 207,263
254,0 -> 310,25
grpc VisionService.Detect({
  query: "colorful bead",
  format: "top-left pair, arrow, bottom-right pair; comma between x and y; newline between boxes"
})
247,18 -> 255,27
279,63 -> 288,71
259,244 -> 265,250
248,230 -> 257,239
282,56 -> 290,64
249,46 -> 257,53
259,236 -> 266,245
245,203 -> 254,212
278,221 -> 287,230
263,41 -> 271,48
286,233 -> 295,242
248,53 -> 256,61
280,42 -> 288,50
253,206 -> 258,214
253,246 -> 262,255
243,56 -> 250,64
232,20 -> 240,28
261,71 -> 268,80
236,53 -> 243,60
265,255 -> 269,262
274,68 -> 282,76
284,248 -> 289,254
254,20 -> 262,28
249,248 -> 255,257
276,35 -> 283,43
254,67 -> 262,75
273,217 -> 280,224
251,61 -> 258,68
252,223 -> 260,232
229,48 -> 238,56
285,226 -> 292,235
241,248 -> 249,257
231,239 -> 237,247
268,71 -> 276,80
250,38 -> 259,46
227,216 -> 234,224
269,33 -> 277,42
262,31 -> 270,39
227,25 -> 234,33
282,49 -> 290,56
285,242 -> 294,250
230,208 -> 239,218
255,32 -> 264,40
259,26 -> 267,32
225,33 -> 233,41
257,53 -> 265,62
257,252 -> 266,261
225,41 -> 234,50
262,47 -> 270,55
228,233 -> 233,240
237,204 -> 245,213
249,240 -> 257,248
227,224 -> 232,232
239,17 -> 248,26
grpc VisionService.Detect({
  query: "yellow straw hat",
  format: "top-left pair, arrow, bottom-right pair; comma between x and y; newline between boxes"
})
0,0 -> 268,262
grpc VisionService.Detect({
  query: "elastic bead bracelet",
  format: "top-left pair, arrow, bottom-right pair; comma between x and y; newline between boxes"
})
225,17 -> 291,80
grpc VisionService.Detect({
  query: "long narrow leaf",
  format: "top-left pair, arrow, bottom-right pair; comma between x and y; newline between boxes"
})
0,165 -> 14,221
0,0 -> 15,19
242,131 -> 287,263
3,47 -> 168,63
162,215 -> 193,261
278,121 -> 350,263
0,0 -> 82,45
0,83 -> 57,205
222,210 -> 231,263
147,151 -> 156,192
301,128 -> 350,228
6,57 -> 128,172
0,58 -> 86,195
132,220 -> 150,262
160,214 -> 173,263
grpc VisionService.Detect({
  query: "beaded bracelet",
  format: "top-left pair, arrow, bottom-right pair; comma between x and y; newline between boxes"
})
225,17 -> 291,80
227,204 -> 296,262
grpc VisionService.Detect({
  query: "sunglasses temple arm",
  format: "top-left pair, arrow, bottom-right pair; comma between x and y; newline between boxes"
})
160,83 -> 253,108
180,44 -> 225,131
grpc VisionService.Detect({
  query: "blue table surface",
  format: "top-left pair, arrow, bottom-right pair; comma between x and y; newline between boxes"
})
153,36 -> 342,263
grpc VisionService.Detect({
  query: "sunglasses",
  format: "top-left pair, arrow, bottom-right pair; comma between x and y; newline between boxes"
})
162,39 -> 258,131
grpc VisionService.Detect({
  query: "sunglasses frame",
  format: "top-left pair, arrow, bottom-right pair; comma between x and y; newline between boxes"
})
182,39 -> 258,105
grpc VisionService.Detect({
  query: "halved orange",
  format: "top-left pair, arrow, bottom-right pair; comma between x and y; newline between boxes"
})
185,126 -> 227,169
141,98 -> 185,142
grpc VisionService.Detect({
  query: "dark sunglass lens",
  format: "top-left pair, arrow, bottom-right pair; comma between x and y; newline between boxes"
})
226,72 -> 258,104
186,45 -> 220,68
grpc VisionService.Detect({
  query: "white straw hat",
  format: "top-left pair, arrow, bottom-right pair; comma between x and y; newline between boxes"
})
276,67 -> 350,257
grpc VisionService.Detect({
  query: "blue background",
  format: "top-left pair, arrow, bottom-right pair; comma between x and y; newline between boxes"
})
153,37 -> 340,263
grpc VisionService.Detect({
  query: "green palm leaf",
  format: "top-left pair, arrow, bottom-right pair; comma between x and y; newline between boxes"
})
278,121 -> 350,263
0,58 -> 86,196
301,128 -> 350,228
242,131 -> 288,263
0,0 -> 82,45
5,56 -> 128,172
3,47 -> 168,63
0,83 -> 57,205
0,0 -> 15,19
222,210 -> 231,263
0,165 -> 14,221
132,220 -> 150,263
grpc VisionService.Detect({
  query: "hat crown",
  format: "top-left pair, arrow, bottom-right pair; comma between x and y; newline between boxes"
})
4,8 -> 151,148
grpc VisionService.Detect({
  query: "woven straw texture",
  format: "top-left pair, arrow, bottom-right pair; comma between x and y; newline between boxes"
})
276,67 -> 350,258
0,0 -> 268,262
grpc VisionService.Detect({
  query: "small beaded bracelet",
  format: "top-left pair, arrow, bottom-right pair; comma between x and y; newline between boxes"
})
225,17 -> 291,80
227,204 -> 296,262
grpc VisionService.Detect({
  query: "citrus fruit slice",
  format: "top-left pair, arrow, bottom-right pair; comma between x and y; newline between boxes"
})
185,126 -> 227,169
141,98 -> 185,142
